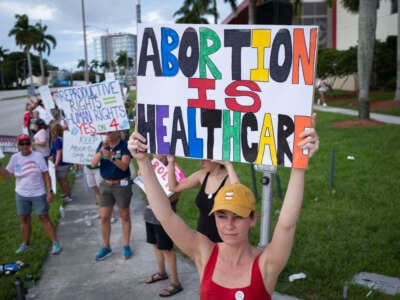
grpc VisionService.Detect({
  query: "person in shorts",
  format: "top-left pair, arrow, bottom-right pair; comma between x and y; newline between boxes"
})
142,155 -> 183,297
0,134 -> 61,255
84,164 -> 102,205
91,131 -> 133,261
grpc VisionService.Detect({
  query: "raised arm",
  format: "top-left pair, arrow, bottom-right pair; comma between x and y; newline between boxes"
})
262,114 -> 319,281
129,133 -> 213,267
216,160 -> 240,184
167,155 -> 203,193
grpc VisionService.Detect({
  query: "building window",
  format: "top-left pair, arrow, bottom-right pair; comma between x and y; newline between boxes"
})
391,0 -> 398,14
299,2 -> 328,48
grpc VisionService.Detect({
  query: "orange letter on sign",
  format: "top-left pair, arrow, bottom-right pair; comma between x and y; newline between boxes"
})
292,115 -> 311,169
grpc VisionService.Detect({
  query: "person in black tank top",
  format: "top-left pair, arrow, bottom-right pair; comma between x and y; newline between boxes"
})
195,172 -> 228,242
167,158 -> 240,242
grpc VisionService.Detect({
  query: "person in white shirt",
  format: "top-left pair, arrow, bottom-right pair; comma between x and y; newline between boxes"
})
0,134 -> 61,255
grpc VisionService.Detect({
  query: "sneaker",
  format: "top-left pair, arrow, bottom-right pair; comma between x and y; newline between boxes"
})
64,196 -> 73,202
96,247 -> 112,261
51,242 -> 62,255
123,245 -> 132,260
110,217 -> 118,224
16,243 -> 32,254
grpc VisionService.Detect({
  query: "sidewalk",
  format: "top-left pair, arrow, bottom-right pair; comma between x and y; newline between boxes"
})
34,175 -> 300,300
313,104 -> 400,125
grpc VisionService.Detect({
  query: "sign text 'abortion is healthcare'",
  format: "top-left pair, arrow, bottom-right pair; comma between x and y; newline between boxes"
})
137,23 -> 318,168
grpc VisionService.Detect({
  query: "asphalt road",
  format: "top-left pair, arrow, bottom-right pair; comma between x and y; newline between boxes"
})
0,89 -> 32,136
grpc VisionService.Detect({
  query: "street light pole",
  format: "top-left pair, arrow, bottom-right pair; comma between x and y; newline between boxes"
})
81,0 -> 89,84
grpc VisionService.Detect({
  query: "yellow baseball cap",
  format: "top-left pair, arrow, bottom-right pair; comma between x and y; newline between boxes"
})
209,183 -> 256,218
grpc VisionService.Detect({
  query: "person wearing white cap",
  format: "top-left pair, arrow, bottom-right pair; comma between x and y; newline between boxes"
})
128,113 -> 319,299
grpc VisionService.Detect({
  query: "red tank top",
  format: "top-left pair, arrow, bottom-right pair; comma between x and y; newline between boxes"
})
200,244 -> 271,300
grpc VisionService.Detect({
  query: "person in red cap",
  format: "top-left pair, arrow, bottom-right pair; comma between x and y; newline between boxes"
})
128,114 -> 319,299
0,133 -> 61,255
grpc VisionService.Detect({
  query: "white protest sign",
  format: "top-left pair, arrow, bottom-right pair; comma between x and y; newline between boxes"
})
38,85 -> 55,110
136,23 -> 318,168
48,160 -> 57,193
105,72 -> 115,82
0,135 -> 18,154
134,157 -> 185,197
62,131 -> 103,165
56,80 -> 130,135
34,105 -> 53,125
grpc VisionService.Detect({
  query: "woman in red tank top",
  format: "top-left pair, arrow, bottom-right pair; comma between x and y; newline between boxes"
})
129,114 -> 319,299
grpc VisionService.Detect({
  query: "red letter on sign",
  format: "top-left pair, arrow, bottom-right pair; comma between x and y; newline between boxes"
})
225,80 -> 261,113
188,78 -> 216,109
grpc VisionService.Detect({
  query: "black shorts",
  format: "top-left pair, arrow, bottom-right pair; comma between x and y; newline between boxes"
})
145,222 -> 173,251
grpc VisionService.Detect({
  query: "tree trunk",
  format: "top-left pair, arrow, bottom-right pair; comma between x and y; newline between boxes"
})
39,52 -> 46,85
248,0 -> 256,24
357,0 -> 377,120
395,0 -> 400,100
26,49 -> 33,86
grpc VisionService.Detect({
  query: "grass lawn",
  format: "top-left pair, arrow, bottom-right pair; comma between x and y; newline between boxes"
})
0,159 -> 73,299
1,101 -> 399,298
323,89 -> 400,116
174,111 -> 400,299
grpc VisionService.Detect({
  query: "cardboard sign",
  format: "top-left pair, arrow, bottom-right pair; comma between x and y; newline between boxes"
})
62,131 -> 103,165
134,158 -> 185,197
38,85 -> 55,110
0,135 -> 18,154
48,160 -> 57,193
136,23 -> 318,168
105,72 -> 116,82
56,80 -> 130,135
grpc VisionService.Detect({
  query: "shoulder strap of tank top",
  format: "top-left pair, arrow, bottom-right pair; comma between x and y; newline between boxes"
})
202,243 -> 219,281
217,175 -> 229,191
200,172 -> 211,192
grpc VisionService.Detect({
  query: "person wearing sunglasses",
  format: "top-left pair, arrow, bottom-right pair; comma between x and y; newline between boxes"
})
0,134 -> 62,255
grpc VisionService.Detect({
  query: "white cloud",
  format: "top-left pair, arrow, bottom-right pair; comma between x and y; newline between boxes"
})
144,11 -> 173,24
0,1 -> 56,21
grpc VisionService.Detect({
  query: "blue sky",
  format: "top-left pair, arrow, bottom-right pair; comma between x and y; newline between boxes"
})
0,0 -> 234,71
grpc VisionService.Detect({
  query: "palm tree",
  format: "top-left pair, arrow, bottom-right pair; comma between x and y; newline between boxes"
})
8,14 -> 37,86
210,0 -> 237,24
77,59 -> 86,71
174,0 -> 237,24
116,50 -> 133,77
0,46 -> 9,89
90,59 -> 100,73
342,0 -> 378,120
174,0 -> 213,23
100,60 -> 115,73
33,21 -> 56,85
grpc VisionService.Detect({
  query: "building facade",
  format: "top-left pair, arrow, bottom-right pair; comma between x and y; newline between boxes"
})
93,33 -> 137,83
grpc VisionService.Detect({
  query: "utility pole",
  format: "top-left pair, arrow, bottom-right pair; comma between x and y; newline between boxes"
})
255,164 -> 276,247
81,0 -> 89,84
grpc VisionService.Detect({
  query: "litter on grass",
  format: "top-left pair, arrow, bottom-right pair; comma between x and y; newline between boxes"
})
352,272 -> 400,296
289,272 -> 307,282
